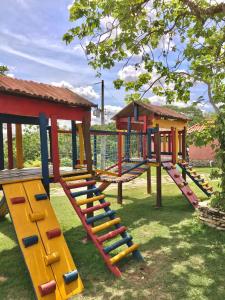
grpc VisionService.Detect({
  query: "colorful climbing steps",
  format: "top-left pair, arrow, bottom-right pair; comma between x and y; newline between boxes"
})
162,162 -> 199,209
178,161 -> 214,197
60,174 -> 143,277
3,180 -> 83,300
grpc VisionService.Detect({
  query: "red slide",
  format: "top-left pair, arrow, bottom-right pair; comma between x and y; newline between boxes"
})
162,162 -> 199,209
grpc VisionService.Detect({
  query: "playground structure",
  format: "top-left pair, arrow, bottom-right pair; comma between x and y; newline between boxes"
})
0,77 -> 214,299
91,101 -> 214,206
0,77 -> 142,299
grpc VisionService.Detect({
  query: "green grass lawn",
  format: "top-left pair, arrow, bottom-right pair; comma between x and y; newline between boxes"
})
0,168 -> 224,300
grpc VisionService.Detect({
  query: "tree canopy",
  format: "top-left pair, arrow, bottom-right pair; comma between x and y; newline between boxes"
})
64,0 -> 225,109
0,65 -> 8,76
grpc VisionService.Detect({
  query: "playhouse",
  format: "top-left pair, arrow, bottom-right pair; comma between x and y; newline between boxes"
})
0,77 -> 142,300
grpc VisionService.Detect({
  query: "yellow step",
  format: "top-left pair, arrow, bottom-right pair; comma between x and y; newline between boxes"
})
110,244 -> 139,265
202,181 -> 209,187
63,174 -> 92,182
76,194 -> 105,206
91,218 -> 121,234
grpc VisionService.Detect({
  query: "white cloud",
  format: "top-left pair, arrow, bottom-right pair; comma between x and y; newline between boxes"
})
67,0 -> 75,10
51,80 -> 100,101
118,64 -> 147,82
0,45 -> 77,72
6,73 -> 15,78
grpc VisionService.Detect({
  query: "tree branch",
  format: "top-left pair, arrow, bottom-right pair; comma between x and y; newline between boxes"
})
182,0 -> 225,18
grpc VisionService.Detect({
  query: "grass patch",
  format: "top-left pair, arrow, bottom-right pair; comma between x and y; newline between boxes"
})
0,168 -> 224,299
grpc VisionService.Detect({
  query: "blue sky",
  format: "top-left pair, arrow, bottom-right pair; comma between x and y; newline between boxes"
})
0,0 -> 212,116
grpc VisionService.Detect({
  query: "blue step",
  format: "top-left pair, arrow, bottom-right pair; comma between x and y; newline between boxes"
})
22,235 -> 38,248
63,270 -> 78,284
103,236 -> 133,254
35,194 -> 48,201
71,187 -> 99,198
86,210 -> 116,224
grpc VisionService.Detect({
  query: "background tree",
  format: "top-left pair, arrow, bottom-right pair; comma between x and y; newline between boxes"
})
0,65 -> 9,76
64,0 -> 225,206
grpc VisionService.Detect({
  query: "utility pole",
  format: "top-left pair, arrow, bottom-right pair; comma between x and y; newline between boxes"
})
100,79 -> 106,169
101,79 -> 105,125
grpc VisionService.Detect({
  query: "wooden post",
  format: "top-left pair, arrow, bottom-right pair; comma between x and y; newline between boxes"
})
39,113 -> 50,194
0,122 -> 4,170
182,126 -> 187,180
171,127 -> 176,165
155,125 -> 162,207
118,132 -> 122,176
71,120 -> 77,169
82,116 -> 92,173
147,166 -> 151,194
125,117 -> 131,161
7,123 -> 13,169
51,116 -> 60,181
143,115 -> 147,159
117,182 -> 123,204
16,124 -> 23,169
93,135 -> 97,168
77,123 -> 84,166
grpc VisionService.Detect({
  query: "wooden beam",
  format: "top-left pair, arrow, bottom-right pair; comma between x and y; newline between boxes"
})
155,125 -> 162,208
51,116 -> 60,181
82,116 -> 92,173
117,182 -> 123,204
182,127 -> 187,180
7,123 -> 13,169
71,120 -> 77,168
152,118 -> 187,129
0,122 -> 4,170
147,167 -> 151,194
39,113 -> 50,194
16,124 -> 23,169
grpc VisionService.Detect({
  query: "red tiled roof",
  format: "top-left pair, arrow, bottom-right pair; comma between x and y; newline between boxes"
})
0,76 -> 96,108
112,101 -> 189,121
188,123 -> 206,134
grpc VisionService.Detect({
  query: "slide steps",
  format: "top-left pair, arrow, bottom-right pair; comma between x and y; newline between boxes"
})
178,161 -> 214,197
60,174 -> 142,277
162,162 -> 199,209
3,180 -> 83,300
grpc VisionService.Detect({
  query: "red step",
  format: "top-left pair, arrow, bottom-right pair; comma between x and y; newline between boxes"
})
97,226 -> 127,243
81,202 -> 111,214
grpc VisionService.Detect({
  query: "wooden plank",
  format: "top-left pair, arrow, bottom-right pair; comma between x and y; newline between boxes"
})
16,124 -> 24,169
7,123 -> 13,169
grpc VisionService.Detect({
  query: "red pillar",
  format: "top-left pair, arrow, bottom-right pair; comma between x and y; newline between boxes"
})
143,115 -> 147,159
118,132 -> 122,176
7,123 -> 13,169
51,116 -> 60,181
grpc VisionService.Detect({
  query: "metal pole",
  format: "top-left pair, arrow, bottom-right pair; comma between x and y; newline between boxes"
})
100,79 -> 106,169
101,80 -> 105,126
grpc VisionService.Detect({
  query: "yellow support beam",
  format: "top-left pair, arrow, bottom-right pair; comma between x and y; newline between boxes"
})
76,194 -> 105,206
16,124 -> 24,169
152,119 -> 187,129
110,244 -> 139,265
63,174 -> 92,182
91,218 -> 121,234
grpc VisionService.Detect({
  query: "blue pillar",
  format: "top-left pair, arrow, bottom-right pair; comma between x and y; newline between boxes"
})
0,122 -> 4,170
71,121 -> 77,169
39,113 -> 50,195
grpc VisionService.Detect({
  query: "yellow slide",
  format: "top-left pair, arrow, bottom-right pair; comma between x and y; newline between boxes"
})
3,180 -> 83,300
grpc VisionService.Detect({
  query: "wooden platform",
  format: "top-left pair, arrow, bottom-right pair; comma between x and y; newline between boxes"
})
98,162 -> 149,183
0,166 -> 88,186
